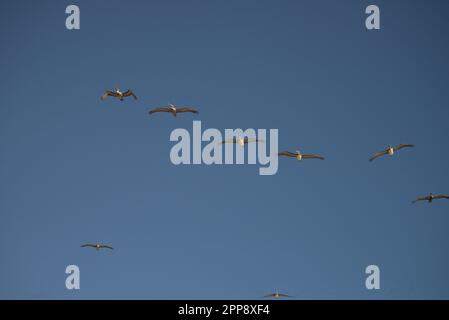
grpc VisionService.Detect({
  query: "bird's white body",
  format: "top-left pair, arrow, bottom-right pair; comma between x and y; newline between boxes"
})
388,147 -> 394,156
115,88 -> 123,96
296,150 -> 302,161
167,104 -> 177,113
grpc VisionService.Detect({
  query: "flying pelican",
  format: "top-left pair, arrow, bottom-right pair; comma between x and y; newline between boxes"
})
369,144 -> 414,162
148,104 -> 199,117
412,193 -> 449,203
81,243 -> 114,251
262,292 -> 291,298
101,88 -> 137,101
220,137 -> 264,147
278,150 -> 324,161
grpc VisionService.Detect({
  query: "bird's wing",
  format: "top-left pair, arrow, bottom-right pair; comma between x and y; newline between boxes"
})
123,89 -> 137,99
101,91 -> 118,100
302,154 -> 325,160
369,150 -> 388,162
81,244 -> 95,248
433,194 -> 449,200
412,196 -> 429,203
101,245 -> 114,250
278,151 -> 297,157
262,294 -> 275,298
394,144 -> 414,151
149,107 -> 172,114
176,108 -> 199,114
278,293 -> 291,297
245,138 -> 264,143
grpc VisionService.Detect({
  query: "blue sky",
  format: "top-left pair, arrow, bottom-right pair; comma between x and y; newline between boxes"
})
1,0 -> 449,299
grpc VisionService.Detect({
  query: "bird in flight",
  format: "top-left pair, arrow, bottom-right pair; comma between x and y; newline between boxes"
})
101,88 -> 137,101
369,144 -> 414,162
278,150 -> 324,161
412,193 -> 449,203
262,292 -> 291,298
81,243 -> 114,251
148,104 -> 199,117
220,136 -> 264,147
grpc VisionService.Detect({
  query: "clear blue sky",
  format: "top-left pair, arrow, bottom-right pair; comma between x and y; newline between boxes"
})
1,0 -> 449,299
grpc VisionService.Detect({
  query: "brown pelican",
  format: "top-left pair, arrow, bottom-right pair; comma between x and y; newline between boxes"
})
412,193 -> 449,203
278,150 -> 324,161
263,292 -> 291,298
220,137 -> 264,147
81,243 -> 114,251
101,88 -> 137,101
148,104 -> 199,117
369,144 -> 414,162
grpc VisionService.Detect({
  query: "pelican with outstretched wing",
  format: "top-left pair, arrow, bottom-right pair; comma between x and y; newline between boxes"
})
262,292 -> 291,298
278,150 -> 324,161
220,136 -> 264,147
369,144 -> 414,162
412,193 -> 449,203
81,243 -> 114,251
148,104 -> 199,117
101,88 -> 137,101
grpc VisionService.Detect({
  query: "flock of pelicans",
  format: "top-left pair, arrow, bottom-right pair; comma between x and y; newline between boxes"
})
81,87 -> 448,298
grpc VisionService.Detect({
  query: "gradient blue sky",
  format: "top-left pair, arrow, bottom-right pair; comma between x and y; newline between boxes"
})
1,0 -> 449,299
